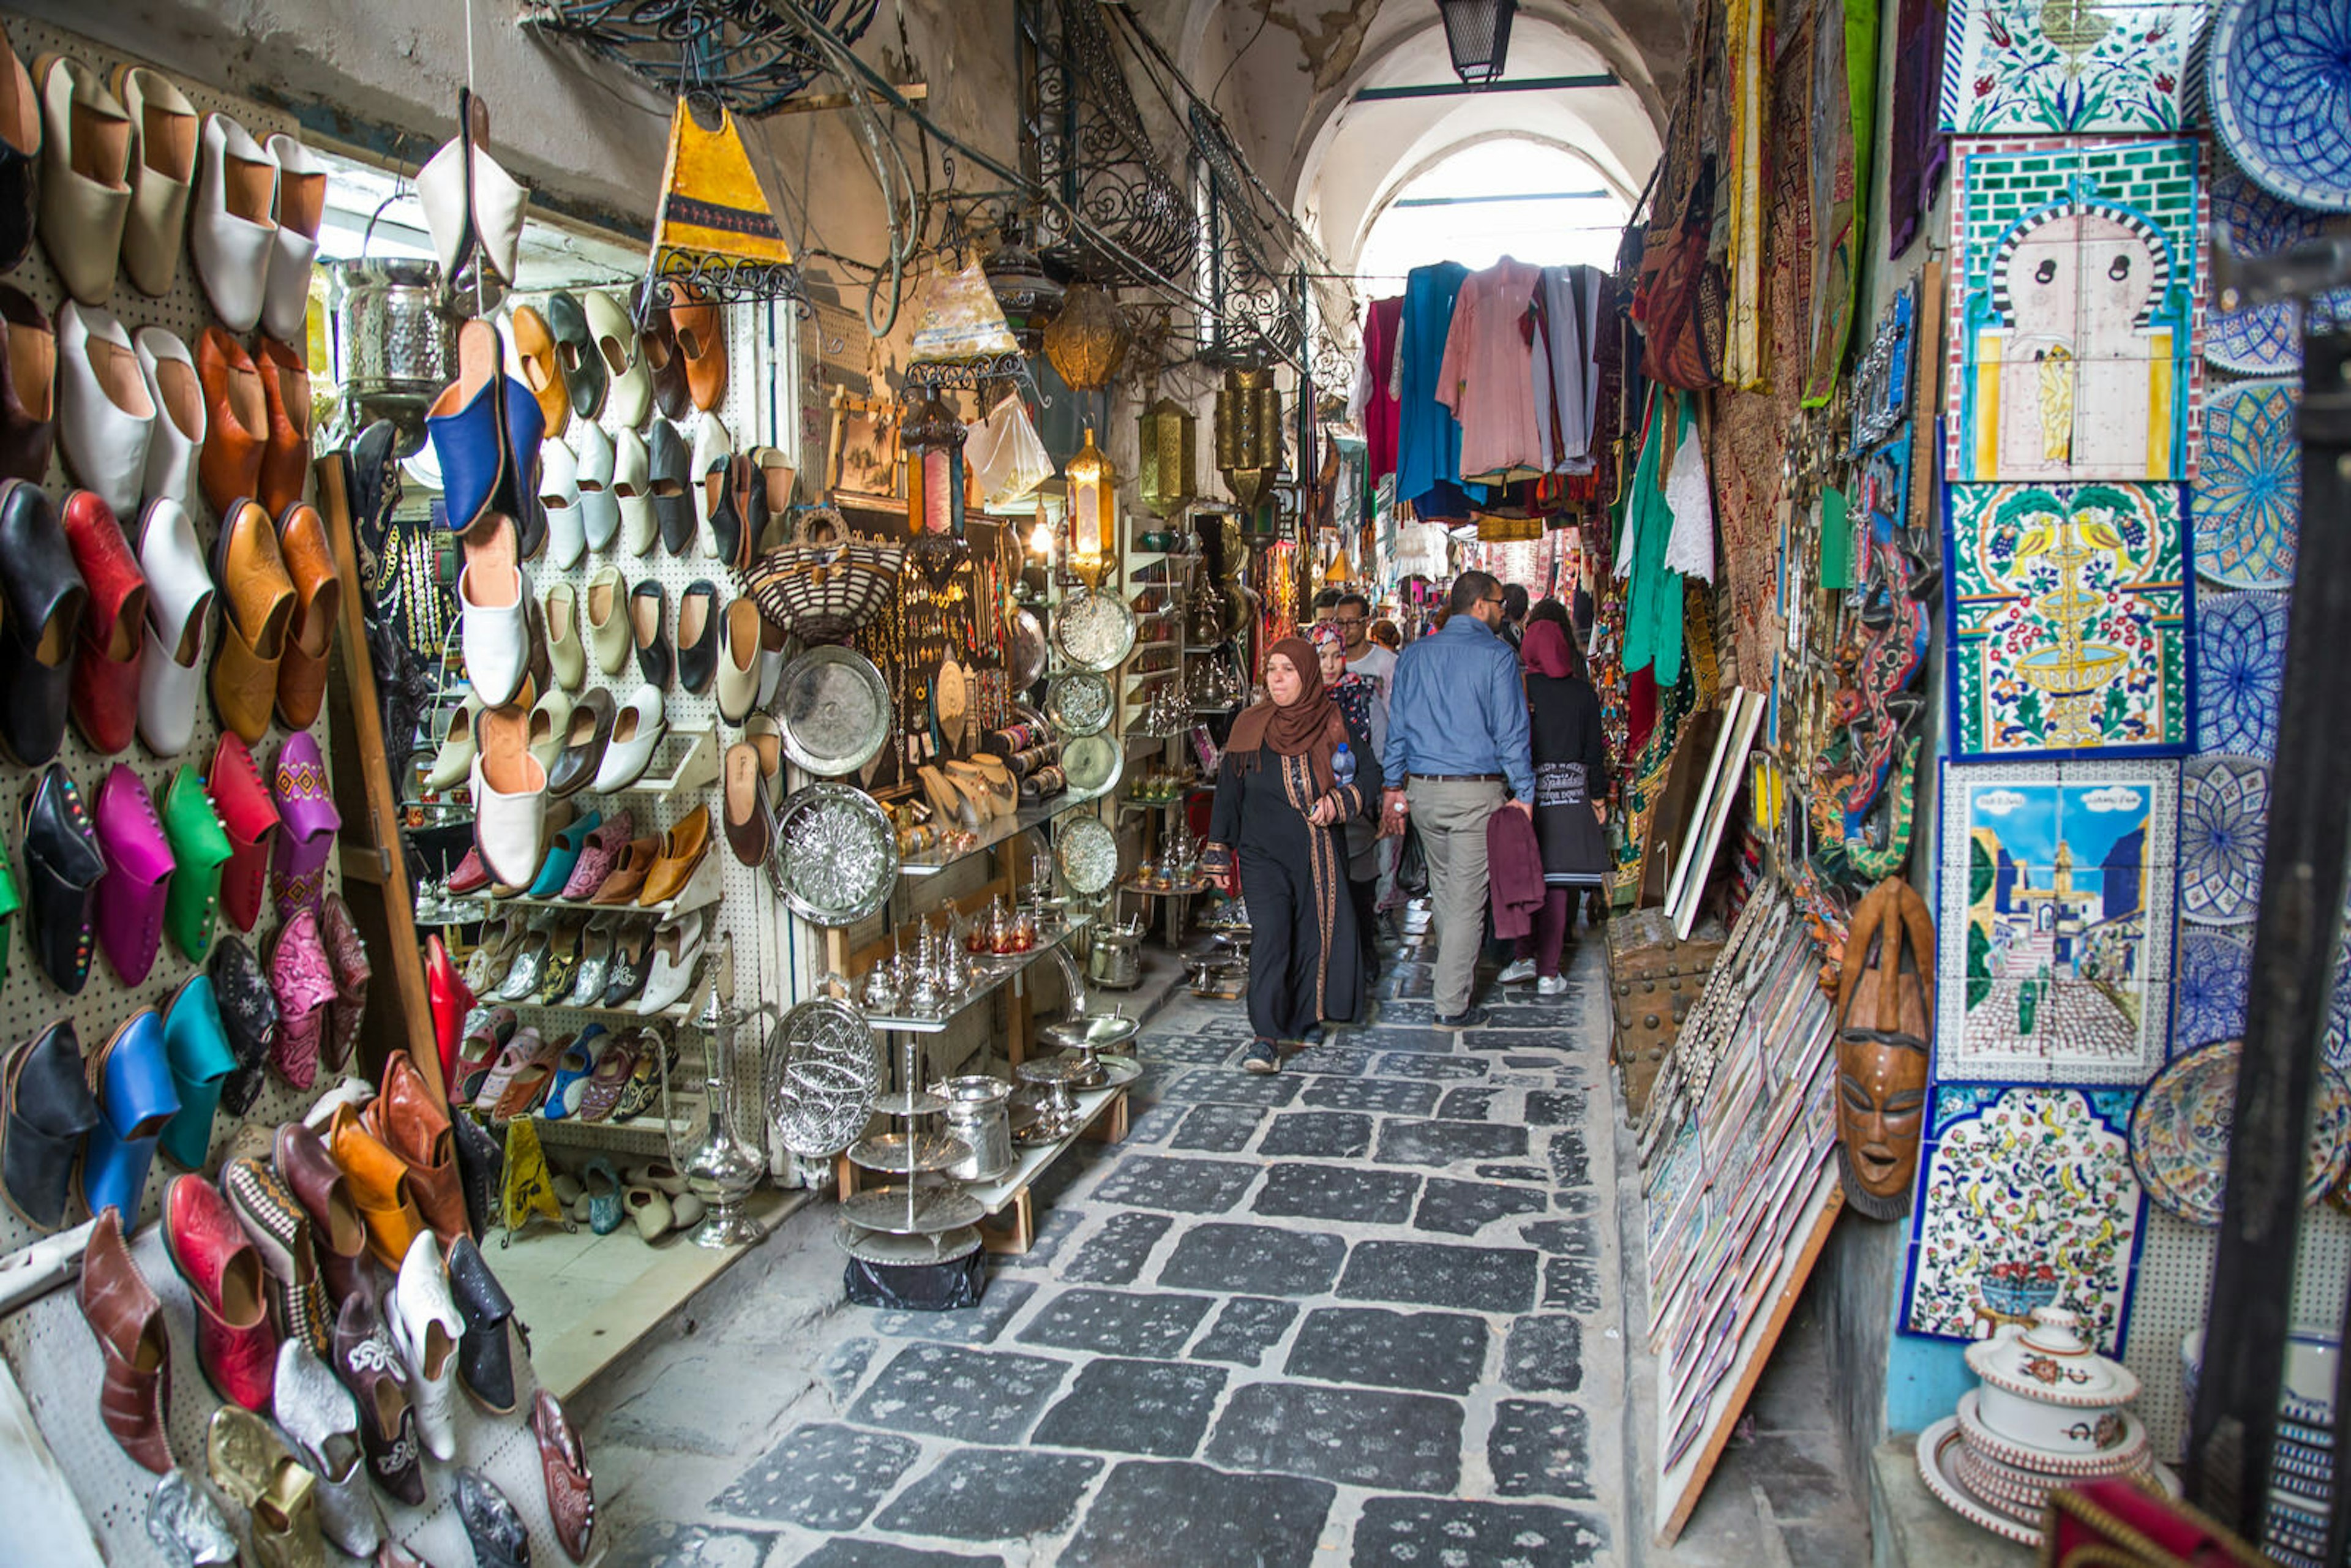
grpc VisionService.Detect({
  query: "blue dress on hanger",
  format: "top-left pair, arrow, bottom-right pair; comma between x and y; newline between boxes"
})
1394,261 -> 1481,517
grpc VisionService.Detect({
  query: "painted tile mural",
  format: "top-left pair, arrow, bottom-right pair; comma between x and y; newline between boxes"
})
1903,1083 -> 2147,1353
1944,138 -> 2204,484
1935,759 -> 2178,1082
1939,0 -> 2201,135
1946,481 -> 2191,757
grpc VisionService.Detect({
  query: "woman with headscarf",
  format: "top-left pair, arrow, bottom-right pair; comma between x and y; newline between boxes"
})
1205,636 -> 1383,1072
1499,617 -> 1611,996
1310,623 -> 1384,969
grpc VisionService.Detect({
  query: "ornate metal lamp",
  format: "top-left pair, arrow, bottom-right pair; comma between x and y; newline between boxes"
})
1043,283 -> 1130,392
1215,366 -> 1283,516
901,394 -> 968,539
1136,396 -> 1196,514
983,229 -> 1065,356
1063,427 -> 1118,587
1437,0 -> 1519,86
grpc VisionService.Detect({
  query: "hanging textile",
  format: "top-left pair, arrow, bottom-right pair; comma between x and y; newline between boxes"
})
1438,257 -> 1547,482
1622,392 -> 1687,687
1349,296 -> 1404,483
1532,265 -> 1603,473
1395,261 -> 1472,509
1884,0 -> 1948,260
1723,0 -> 1768,390
1803,0 -> 1879,406
1663,394 -> 1716,583
1632,0 -> 1726,392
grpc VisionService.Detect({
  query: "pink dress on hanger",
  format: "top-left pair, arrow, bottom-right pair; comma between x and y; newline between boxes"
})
1436,257 -> 1545,482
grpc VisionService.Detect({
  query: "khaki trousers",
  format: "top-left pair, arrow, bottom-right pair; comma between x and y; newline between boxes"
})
1407,778 -> 1505,1017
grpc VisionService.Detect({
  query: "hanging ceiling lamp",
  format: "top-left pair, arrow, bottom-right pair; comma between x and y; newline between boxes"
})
901,394 -> 968,539
1043,283 -> 1131,392
982,228 -> 1066,356
1136,396 -> 1196,516
1437,0 -> 1518,86
1063,427 -> 1119,588
1215,366 -> 1283,520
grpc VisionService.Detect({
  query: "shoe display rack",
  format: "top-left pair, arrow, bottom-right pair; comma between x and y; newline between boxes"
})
0,18 -> 608,1567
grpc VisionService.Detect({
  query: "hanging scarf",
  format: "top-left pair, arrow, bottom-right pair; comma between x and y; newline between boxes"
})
1228,636 -> 1346,793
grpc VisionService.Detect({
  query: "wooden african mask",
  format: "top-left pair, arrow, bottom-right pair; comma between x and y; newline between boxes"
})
1834,876 -> 1936,1220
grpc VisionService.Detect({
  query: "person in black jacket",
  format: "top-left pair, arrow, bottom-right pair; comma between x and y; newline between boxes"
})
1504,617 -> 1610,996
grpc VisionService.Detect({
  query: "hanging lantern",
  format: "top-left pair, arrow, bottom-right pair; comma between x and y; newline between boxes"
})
1063,426 -> 1118,587
1043,283 -> 1130,392
982,231 -> 1065,356
901,394 -> 967,540
1437,0 -> 1518,86
1215,366 -> 1283,516
1136,397 -> 1196,515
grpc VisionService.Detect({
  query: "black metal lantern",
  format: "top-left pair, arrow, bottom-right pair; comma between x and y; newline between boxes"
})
1437,0 -> 1518,86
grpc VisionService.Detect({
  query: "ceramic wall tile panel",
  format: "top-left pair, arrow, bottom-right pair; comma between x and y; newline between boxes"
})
1946,481 -> 2191,757
1940,0 -> 2202,135
2191,378 -> 2299,590
1936,759 -> 2178,1082
2205,156 -> 2351,375
1944,138 -> 2205,485
2179,755 -> 2269,928
2194,589 -> 2287,762
1902,1083 -> 2147,1352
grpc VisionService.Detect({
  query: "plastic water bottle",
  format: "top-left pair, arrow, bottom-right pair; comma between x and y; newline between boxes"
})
1332,743 -> 1356,790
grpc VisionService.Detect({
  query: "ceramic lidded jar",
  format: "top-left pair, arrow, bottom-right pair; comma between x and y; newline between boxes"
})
1965,1306 -> 2142,1457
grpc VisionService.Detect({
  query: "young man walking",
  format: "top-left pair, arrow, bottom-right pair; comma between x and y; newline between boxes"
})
1380,570 -> 1534,1029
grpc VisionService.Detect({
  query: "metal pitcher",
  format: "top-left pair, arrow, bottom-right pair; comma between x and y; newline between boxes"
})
928,1075 -> 1014,1181
1088,894 -> 1146,991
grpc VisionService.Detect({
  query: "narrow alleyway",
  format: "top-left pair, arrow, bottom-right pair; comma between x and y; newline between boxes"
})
571,920 -> 1868,1567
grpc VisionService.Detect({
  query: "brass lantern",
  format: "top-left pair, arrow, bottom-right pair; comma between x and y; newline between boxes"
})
982,232 -> 1065,356
901,394 -> 967,539
1043,284 -> 1130,392
1136,397 -> 1196,515
1215,366 -> 1283,516
1063,426 -> 1117,587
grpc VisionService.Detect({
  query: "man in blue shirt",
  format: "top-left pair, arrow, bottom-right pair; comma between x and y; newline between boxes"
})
1381,570 -> 1534,1027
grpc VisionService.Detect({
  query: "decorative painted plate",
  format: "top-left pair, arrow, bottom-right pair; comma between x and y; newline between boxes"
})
2175,930 -> 2253,1052
2131,1037 -> 2351,1224
770,782 -> 900,926
2208,0 -> 2351,212
2207,156 -> 2351,373
2180,756 -> 2270,927
1061,731 -> 1123,797
1042,671 -> 1114,737
1005,607 -> 1049,689
1052,586 -> 1138,673
773,645 -> 892,778
2193,380 -> 2301,590
1055,813 -> 1120,898
2197,590 -> 2289,762
1916,1419 -> 2041,1547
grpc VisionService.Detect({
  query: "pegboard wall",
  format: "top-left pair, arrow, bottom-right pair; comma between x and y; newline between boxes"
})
0,16 -> 797,1565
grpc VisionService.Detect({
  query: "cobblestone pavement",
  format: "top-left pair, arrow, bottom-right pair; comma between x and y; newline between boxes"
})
571,929 -> 1864,1567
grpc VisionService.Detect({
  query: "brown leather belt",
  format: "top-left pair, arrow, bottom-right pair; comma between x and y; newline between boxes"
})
1413,773 -> 1503,782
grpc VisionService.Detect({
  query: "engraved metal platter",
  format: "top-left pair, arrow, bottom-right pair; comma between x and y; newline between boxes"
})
1043,671 -> 1114,737
1007,607 -> 1049,688
839,1221 -> 983,1264
1062,731 -> 1122,796
1052,585 -> 1138,672
838,1183 -> 986,1236
768,989 -> 881,1157
847,1130 -> 974,1175
1055,813 -> 1120,897
773,645 -> 892,778
770,782 -> 900,926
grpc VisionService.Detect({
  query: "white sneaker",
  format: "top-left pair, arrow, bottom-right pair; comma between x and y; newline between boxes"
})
1537,973 -> 1570,997
1498,958 -> 1537,985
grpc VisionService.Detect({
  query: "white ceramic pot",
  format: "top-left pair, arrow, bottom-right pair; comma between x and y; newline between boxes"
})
1964,1307 -> 2141,1457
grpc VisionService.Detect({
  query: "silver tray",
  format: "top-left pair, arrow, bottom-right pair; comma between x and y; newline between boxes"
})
768,991 -> 880,1157
1096,1054 -> 1141,1087
1056,813 -> 1119,897
771,782 -> 900,926
838,1184 -> 986,1235
1062,732 -> 1122,796
838,1221 -> 983,1264
1043,670 -> 1115,737
869,1088 -> 950,1119
773,645 -> 892,778
1007,607 -> 1049,688
1052,587 -> 1137,672
848,1130 -> 973,1175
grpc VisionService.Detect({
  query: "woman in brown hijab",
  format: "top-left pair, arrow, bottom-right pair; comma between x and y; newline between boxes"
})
1205,636 -> 1383,1071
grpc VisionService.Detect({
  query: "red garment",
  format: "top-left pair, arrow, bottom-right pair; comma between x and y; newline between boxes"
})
1362,296 -> 1403,482
1487,804 -> 1545,941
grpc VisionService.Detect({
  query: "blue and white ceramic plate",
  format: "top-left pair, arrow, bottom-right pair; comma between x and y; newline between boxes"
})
2181,756 -> 2270,928
2175,929 -> 2253,1053
2208,0 -> 2351,212
2197,590 -> 2289,762
2193,380 -> 2300,591
2207,156 -> 2351,373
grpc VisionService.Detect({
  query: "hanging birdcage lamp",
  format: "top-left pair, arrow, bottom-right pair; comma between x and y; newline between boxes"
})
1063,426 -> 1118,588
1136,396 -> 1196,515
1043,283 -> 1130,392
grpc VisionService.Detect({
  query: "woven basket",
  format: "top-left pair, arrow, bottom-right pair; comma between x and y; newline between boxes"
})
743,506 -> 904,644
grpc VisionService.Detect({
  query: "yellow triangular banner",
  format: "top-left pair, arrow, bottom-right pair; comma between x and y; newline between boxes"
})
653,99 -> 794,266
908,260 -> 1019,364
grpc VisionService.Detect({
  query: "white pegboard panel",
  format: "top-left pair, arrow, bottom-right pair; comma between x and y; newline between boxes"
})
2125,1205 -> 2351,1465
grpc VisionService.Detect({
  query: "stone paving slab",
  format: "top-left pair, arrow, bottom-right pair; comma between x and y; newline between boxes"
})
1283,1305 -> 1490,1394
1204,1381 -> 1466,1493
707,1422 -> 920,1531
1168,1100 -> 1269,1151
1013,1286 -> 1213,1357
1251,1161 -> 1422,1225
1030,1356 -> 1231,1457
1351,1497 -> 1610,1566
1190,1295 -> 1300,1366
1158,1220 -> 1348,1296
1337,1239 -> 1542,1313
1258,1111 -> 1375,1158
1059,1211 -> 1173,1285
846,1343 -> 1071,1444
869,1448 -> 1103,1542
1057,1460 -> 1335,1568
1089,1154 -> 1261,1214
1414,1177 -> 1550,1235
